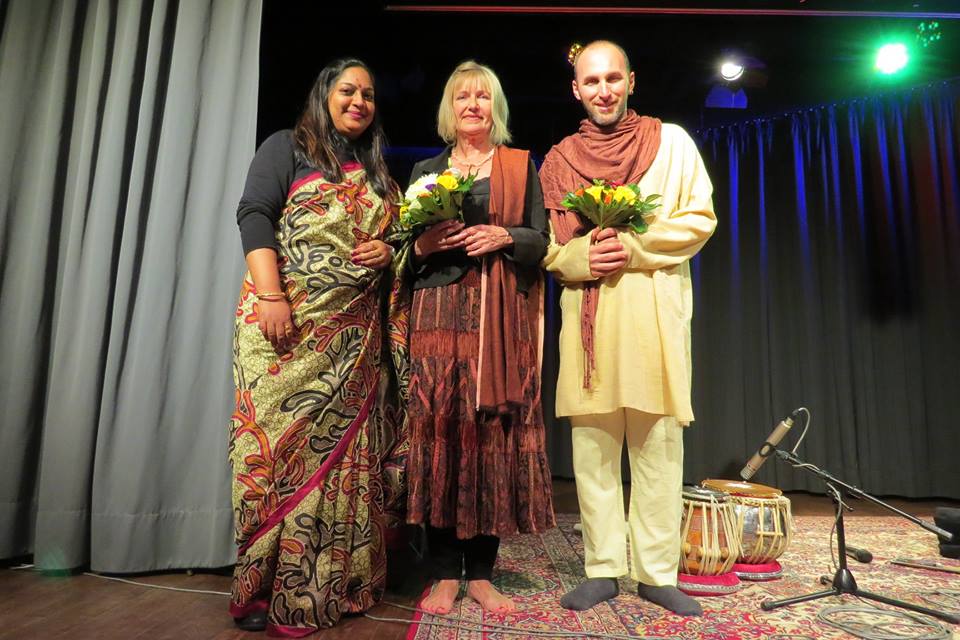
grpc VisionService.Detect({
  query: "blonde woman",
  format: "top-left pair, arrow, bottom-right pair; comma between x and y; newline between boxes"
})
405,61 -> 555,614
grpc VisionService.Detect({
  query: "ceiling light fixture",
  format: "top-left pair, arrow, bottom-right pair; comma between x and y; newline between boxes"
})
720,60 -> 745,81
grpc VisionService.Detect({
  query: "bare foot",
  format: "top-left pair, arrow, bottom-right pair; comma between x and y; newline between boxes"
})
420,579 -> 460,615
466,579 -> 516,613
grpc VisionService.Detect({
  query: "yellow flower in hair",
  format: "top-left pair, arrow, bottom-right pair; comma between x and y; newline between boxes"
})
584,185 -> 604,203
613,185 -> 637,204
436,174 -> 459,190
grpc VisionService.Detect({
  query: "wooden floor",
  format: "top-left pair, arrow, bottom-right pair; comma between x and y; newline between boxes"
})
0,481 -> 955,640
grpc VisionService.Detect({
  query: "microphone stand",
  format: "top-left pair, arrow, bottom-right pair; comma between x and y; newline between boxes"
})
760,449 -> 959,624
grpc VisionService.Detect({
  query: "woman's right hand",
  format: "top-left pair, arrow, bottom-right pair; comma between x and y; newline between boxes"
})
414,219 -> 465,259
258,298 -> 296,352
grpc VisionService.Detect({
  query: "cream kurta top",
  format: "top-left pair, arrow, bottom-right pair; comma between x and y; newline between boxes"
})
542,123 -> 717,422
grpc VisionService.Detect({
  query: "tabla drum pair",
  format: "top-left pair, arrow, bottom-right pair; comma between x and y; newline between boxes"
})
677,480 -> 793,596
702,478 -> 793,581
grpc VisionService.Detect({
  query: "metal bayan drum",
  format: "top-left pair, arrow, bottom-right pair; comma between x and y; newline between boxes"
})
701,479 -> 793,580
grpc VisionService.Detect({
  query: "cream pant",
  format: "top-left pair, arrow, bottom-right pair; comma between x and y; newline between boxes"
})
571,409 -> 683,585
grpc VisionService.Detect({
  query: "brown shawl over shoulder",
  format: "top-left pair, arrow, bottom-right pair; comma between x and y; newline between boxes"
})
539,110 -> 661,388
478,146 -> 541,414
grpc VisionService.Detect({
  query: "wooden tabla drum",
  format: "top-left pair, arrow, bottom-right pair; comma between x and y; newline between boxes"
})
701,479 -> 793,580
677,486 -> 742,596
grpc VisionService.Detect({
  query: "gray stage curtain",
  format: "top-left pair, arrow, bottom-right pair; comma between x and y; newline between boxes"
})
0,0 -> 261,571
545,81 -> 960,499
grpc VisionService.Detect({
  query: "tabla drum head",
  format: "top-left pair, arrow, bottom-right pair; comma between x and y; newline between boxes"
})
702,478 -> 782,498
682,485 -> 729,502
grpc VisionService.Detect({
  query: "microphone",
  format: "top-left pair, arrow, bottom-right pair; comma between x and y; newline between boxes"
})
740,409 -> 801,480
845,545 -> 873,563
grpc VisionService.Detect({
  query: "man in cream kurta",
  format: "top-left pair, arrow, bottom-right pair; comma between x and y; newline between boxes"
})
540,41 -> 716,616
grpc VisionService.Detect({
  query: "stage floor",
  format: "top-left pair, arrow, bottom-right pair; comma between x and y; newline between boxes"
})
1,480 -> 956,640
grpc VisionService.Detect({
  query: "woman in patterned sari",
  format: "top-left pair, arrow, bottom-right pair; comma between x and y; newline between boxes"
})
229,58 -> 408,636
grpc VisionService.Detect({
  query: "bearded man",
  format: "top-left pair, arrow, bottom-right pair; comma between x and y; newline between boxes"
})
540,40 -> 717,616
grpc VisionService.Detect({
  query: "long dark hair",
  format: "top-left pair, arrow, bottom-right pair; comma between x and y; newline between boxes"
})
293,58 -> 394,198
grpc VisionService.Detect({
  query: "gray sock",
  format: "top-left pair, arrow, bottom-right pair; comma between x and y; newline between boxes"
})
637,584 -> 702,616
560,577 -> 619,610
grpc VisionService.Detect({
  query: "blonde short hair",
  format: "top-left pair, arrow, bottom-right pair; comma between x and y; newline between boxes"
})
437,60 -> 512,145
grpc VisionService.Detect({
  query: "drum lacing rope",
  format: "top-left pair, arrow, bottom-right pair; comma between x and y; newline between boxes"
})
735,494 -> 792,563
680,492 -> 739,575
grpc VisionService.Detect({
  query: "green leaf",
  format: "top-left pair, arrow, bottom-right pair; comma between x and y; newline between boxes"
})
418,195 -> 439,214
581,194 -> 600,221
437,184 -> 452,211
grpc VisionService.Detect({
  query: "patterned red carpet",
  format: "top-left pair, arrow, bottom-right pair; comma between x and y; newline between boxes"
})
406,513 -> 959,639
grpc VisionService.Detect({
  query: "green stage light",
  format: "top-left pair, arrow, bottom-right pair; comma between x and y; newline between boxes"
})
875,43 -> 909,74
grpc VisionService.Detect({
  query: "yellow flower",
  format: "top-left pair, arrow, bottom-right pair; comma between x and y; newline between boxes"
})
584,185 -> 604,202
613,185 -> 637,204
418,191 -> 432,199
437,174 -> 459,190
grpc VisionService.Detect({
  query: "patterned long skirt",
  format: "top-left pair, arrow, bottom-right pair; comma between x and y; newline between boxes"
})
406,269 -> 555,540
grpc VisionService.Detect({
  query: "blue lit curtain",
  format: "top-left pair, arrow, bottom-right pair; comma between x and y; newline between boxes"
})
688,80 -> 960,496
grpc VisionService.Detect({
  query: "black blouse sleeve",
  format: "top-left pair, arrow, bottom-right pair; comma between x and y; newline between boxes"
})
236,130 -> 297,255
504,158 -> 549,267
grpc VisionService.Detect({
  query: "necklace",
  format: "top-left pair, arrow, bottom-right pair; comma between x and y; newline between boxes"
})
451,147 -> 495,172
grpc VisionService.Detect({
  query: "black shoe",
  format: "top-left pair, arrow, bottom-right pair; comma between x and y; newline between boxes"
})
234,610 -> 267,631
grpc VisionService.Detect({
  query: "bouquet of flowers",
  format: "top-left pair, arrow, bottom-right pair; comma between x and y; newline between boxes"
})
397,167 -> 476,234
561,179 -> 661,234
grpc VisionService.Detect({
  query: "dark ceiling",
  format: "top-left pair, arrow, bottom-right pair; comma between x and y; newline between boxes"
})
258,1 -> 960,155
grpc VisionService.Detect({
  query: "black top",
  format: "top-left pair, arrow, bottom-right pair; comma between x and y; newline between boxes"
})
407,147 -> 548,293
235,130 -> 358,255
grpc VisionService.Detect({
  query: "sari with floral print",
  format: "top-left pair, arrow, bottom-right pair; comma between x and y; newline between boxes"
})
229,161 -> 409,637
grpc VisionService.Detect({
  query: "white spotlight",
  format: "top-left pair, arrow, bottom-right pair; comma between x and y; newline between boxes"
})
720,60 -> 744,82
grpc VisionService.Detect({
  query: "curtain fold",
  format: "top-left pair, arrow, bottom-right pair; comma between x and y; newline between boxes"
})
0,0 -> 262,571
689,80 -> 960,496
